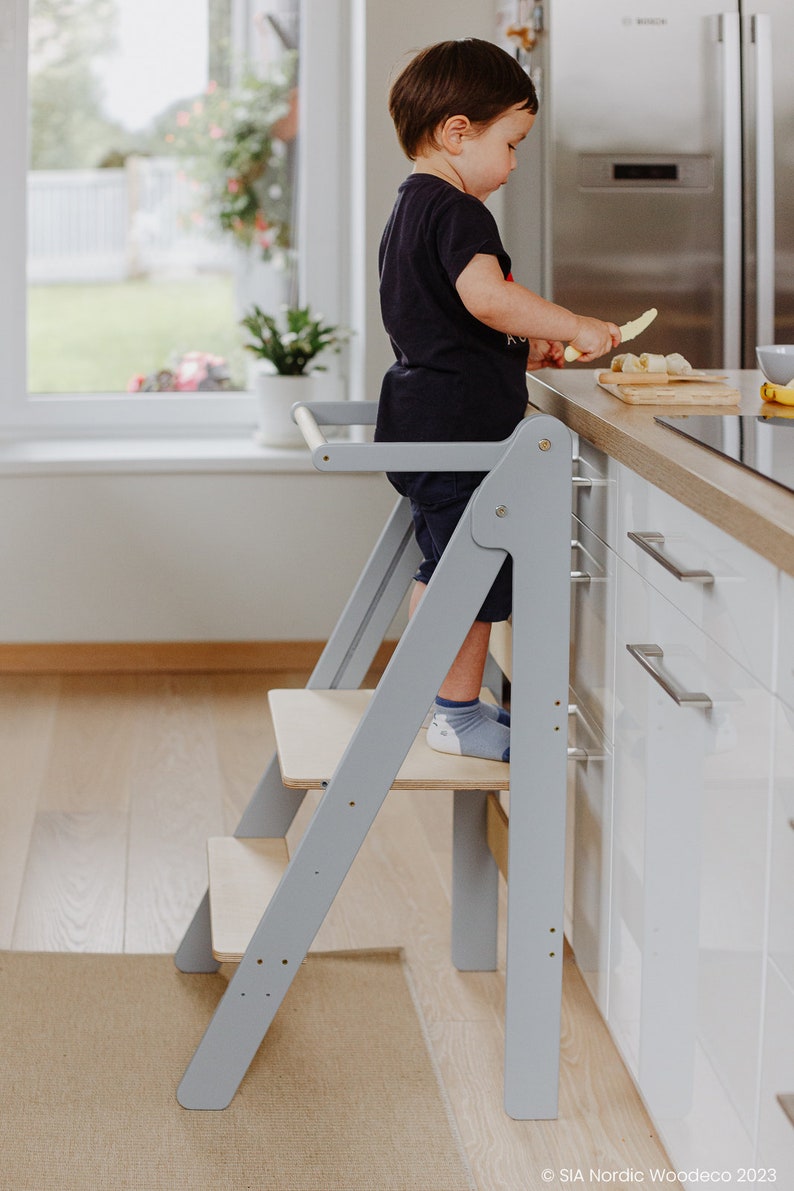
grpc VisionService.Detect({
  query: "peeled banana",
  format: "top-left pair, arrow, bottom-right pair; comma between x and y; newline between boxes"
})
760,381 -> 794,406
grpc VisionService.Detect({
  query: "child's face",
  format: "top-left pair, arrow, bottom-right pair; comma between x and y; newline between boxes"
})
456,104 -> 535,201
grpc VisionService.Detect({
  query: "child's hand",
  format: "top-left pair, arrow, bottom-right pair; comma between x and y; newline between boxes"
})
568,318 -> 621,362
526,339 -> 565,371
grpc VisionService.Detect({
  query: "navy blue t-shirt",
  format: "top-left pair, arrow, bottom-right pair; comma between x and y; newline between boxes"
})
375,174 -> 529,444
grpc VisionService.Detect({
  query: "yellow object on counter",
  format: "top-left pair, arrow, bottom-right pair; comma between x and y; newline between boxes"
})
760,381 -> 794,406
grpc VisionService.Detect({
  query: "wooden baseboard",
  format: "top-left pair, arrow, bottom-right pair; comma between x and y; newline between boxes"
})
0,640 -> 398,675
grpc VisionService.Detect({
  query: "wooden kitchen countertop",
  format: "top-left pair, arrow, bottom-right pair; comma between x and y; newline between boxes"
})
526,368 -> 794,576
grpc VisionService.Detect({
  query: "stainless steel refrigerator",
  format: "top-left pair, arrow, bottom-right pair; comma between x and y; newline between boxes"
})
501,1 -> 794,369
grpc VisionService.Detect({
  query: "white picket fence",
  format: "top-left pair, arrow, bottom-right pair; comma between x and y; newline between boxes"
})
27,156 -> 234,284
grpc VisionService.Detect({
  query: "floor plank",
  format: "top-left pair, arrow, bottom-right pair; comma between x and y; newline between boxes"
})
12,809 -> 128,952
0,676 -> 59,947
124,675 -> 226,952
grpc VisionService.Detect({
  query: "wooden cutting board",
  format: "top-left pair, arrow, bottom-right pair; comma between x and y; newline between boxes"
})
598,379 -> 741,405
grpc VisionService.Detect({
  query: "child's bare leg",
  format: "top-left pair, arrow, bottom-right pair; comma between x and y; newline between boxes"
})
438,619 -> 492,702
410,581 -> 510,761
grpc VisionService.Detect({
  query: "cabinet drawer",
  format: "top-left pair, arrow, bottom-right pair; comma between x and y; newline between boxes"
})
777,571 -> 794,709
571,517 -> 616,745
770,700 -> 794,990
611,558 -> 772,1144
617,463 -> 777,687
572,436 -> 618,547
757,963 -> 794,1182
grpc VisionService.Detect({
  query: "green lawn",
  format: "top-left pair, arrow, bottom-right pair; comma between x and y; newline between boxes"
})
28,274 -> 248,393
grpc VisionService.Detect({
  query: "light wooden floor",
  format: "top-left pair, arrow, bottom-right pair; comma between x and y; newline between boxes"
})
1,670 -> 679,1190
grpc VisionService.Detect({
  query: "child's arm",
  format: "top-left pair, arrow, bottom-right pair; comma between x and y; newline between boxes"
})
456,254 -> 620,362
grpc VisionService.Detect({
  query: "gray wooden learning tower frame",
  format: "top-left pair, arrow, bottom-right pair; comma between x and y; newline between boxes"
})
174,401 -> 573,1120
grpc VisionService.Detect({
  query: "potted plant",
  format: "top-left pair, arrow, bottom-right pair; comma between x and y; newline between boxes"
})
241,303 -> 350,445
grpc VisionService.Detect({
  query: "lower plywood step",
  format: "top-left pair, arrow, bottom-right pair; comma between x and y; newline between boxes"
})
207,836 -> 290,962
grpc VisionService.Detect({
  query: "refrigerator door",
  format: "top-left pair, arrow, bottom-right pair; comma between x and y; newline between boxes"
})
545,0 -> 738,369
741,2 -> 794,364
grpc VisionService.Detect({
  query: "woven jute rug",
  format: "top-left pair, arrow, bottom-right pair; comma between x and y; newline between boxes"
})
0,948 -> 475,1191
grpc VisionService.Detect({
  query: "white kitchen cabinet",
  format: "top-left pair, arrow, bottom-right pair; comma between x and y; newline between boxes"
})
757,963 -> 794,1182
769,697 -> 794,991
756,695 -> 794,1176
777,571 -> 794,712
617,462 -> 777,688
611,556 -> 773,1168
527,371 -> 794,1177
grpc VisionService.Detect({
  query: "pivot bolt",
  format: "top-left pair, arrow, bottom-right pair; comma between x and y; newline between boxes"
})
495,505 -> 508,518
538,438 -> 552,451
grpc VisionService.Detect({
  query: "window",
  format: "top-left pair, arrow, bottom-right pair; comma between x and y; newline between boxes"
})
0,0 -> 315,435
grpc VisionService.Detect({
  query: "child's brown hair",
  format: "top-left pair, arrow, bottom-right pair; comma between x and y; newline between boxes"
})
389,38 -> 538,161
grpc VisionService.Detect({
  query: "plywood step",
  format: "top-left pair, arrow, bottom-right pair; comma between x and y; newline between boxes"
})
267,688 -> 511,791
207,836 -> 290,962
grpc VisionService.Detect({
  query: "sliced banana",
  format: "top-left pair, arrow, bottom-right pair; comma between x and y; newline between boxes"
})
639,352 -> 667,373
665,352 -> 693,375
618,352 -> 644,372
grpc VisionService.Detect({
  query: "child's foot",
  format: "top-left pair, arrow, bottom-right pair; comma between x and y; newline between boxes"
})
479,699 -> 510,726
422,697 -> 509,729
426,697 -> 510,762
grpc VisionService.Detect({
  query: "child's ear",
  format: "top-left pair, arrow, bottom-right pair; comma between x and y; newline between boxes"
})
439,115 -> 472,155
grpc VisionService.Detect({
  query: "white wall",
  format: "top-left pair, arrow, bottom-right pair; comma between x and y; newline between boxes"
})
0,470 -> 398,642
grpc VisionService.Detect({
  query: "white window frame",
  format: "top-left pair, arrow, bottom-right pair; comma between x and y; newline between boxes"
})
0,0 -> 349,439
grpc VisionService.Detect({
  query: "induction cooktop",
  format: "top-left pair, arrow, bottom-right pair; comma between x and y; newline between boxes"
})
655,414 -> 794,496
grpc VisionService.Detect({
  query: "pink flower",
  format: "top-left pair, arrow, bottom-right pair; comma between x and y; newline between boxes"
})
176,110 -> 190,127
126,374 -> 145,392
173,351 -> 228,392
227,177 -> 240,194
206,80 -> 218,94
209,124 -> 224,139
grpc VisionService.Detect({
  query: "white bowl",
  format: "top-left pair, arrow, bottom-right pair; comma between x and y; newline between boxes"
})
756,344 -> 794,385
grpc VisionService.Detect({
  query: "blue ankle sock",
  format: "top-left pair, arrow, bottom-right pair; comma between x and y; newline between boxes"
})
427,696 -> 510,762
479,699 -> 510,726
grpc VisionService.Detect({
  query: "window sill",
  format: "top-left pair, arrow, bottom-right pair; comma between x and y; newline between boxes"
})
0,433 -> 322,476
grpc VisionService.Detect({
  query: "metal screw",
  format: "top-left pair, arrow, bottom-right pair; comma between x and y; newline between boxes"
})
538,438 -> 552,451
495,505 -> 508,518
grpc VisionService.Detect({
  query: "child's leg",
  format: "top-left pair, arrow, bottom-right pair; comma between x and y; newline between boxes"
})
410,582 -> 510,762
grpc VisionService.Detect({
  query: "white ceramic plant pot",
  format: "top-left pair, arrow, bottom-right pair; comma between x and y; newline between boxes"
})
253,371 -> 315,448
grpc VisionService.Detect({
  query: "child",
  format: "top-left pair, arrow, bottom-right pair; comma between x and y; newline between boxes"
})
375,38 -> 620,762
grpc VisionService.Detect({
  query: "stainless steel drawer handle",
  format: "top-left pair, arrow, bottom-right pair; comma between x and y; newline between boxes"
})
566,704 -> 607,761
570,539 -> 592,584
626,644 -> 713,709
627,531 -> 714,584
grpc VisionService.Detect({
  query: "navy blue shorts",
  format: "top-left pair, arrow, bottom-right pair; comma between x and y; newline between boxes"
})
387,470 -> 513,624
